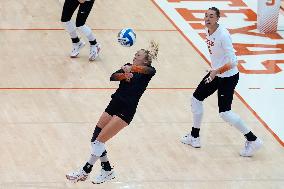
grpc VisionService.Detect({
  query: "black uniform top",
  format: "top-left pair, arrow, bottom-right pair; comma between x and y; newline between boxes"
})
110,63 -> 156,106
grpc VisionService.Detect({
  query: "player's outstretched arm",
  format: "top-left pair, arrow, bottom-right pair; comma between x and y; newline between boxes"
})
110,73 -> 133,81
131,65 -> 155,75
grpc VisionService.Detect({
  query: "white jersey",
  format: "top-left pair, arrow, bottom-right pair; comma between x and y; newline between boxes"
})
205,24 -> 238,78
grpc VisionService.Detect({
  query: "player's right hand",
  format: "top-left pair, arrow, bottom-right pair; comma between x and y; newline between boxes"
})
122,65 -> 132,73
78,0 -> 86,3
125,73 -> 133,82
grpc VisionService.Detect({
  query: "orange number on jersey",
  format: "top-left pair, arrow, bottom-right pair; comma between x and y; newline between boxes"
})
266,0 -> 275,6
205,39 -> 214,54
207,45 -> 212,54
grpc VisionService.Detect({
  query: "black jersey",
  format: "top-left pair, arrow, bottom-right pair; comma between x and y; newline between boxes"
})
110,64 -> 156,106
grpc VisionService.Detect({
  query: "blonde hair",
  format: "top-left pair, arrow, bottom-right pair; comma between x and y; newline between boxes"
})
143,40 -> 159,64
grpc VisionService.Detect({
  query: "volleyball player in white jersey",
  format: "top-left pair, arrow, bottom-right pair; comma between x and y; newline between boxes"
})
181,7 -> 262,157
61,0 -> 100,61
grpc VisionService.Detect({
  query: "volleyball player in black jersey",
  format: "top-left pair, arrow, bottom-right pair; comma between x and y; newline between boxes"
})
66,41 -> 159,184
61,0 -> 100,61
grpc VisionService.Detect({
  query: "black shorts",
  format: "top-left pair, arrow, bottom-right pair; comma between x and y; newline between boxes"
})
193,72 -> 239,113
61,0 -> 95,27
105,98 -> 137,124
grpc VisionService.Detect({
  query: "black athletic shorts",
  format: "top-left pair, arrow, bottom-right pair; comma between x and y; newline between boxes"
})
105,97 -> 137,125
193,72 -> 239,113
61,0 -> 95,27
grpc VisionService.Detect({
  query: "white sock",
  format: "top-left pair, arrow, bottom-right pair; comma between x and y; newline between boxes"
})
78,25 -> 96,42
219,110 -> 251,134
100,154 -> 109,162
193,113 -> 203,129
62,21 -> 78,39
191,97 -> 203,129
88,154 -> 100,165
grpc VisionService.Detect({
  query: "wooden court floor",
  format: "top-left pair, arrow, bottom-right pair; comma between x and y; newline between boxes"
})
0,0 -> 283,188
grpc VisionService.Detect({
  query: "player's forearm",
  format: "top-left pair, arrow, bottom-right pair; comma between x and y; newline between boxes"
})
131,65 -> 155,75
217,62 -> 237,74
110,73 -> 128,81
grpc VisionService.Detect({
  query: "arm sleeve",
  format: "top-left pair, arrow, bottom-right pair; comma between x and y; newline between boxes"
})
131,65 -> 156,75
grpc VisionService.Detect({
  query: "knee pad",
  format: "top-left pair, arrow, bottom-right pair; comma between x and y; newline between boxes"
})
62,21 -> 76,33
191,97 -> 203,115
219,111 -> 240,125
91,140 -> 106,157
78,25 -> 92,35
78,25 -> 95,41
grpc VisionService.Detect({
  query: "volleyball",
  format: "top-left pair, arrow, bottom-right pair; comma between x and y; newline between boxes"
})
117,28 -> 136,47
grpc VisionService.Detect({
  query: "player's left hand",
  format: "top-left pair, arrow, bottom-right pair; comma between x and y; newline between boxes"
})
78,0 -> 86,3
205,70 -> 217,84
122,65 -> 132,73
125,73 -> 133,82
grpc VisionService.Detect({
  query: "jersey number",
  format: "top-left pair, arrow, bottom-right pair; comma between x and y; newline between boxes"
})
266,0 -> 275,6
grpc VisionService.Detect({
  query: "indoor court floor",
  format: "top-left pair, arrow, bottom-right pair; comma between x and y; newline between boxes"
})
0,0 -> 284,188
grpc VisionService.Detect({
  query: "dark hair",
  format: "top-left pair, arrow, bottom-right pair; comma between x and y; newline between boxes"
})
209,7 -> 220,18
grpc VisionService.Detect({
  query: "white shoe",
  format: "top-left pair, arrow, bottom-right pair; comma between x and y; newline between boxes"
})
66,168 -> 89,183
181,133 -> 201,148
70,41 -> 85,58
92,169 -> 116,184
89,43 -> 101,61
240,138 -> 263,157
